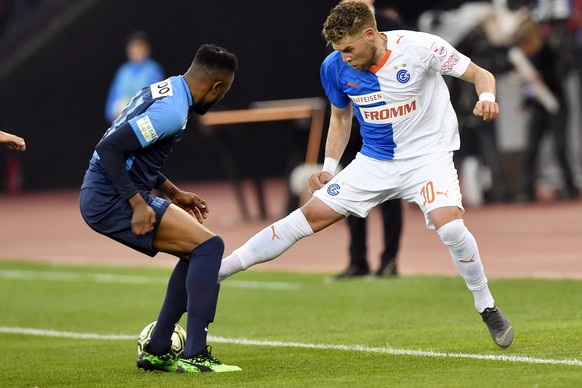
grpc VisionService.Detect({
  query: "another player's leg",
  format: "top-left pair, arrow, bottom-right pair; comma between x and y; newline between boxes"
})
152,204 -> 240,373
335,215 -> 370,278
434,211 -> 513,348
376,199 -> 402,277
175,236 -> 241,373
137,258 -> 189,372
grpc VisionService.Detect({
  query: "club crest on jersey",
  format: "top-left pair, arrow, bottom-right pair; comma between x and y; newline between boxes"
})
327,183 -> 341,196
136,115 -> 158,143
396,69 -> 410,84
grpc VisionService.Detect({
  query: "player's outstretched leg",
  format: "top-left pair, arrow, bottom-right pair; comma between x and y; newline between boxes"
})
437,219 -> 514,348
219,209 -> 314,281
176,346 -> 241,373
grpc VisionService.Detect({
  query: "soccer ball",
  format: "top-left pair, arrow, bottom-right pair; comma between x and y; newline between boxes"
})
289,163 -> 323,196
137,321 -> 187,357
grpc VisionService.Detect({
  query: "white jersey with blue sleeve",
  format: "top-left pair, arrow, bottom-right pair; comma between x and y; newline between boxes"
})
320,30 -> 471,160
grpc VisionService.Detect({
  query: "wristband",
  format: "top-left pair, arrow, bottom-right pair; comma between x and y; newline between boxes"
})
479,92 -> 496,103
322,157 -> 339,174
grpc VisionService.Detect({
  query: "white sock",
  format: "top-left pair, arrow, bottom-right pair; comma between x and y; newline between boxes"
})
437,219 -> 494,312
218,209 -> 314,282
218,253 -> 243,282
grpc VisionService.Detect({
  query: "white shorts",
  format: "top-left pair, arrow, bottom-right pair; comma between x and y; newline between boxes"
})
313,151 -> 464,229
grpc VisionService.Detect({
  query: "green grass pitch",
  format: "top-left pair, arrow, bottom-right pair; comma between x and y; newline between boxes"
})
1,259 -> 582,387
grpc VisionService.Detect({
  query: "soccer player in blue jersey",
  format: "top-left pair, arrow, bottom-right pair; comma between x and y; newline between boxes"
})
219,1 -> 514,349
80,44 -> 241,373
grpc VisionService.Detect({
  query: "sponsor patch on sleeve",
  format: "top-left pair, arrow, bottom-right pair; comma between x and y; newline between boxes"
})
136,116 -> 158,143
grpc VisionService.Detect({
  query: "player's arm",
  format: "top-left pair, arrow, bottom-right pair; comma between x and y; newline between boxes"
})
307,103 -> 352,194
459,61 -> 499,121
95,123 -> 156,235
155,177 -> 209,223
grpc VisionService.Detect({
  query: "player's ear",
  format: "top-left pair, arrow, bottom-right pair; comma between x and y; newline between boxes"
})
363,28 -> 374,40
210,81 -> 223,96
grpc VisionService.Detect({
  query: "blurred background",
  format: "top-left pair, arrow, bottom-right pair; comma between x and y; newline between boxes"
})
0,0 -> 581,208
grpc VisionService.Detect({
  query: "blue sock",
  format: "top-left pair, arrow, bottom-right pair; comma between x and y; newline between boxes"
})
147,258 -> 188,355
183,236 -> 224,358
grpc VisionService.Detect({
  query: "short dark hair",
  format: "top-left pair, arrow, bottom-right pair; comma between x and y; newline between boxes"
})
193,44 -> 238,73
322,0 -> 376,44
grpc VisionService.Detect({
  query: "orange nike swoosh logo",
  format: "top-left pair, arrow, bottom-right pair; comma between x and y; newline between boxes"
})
458,254 -> 475,263
271,225 -> 280,240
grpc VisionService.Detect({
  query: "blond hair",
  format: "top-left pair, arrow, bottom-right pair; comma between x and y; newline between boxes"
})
322,0 -> 377,45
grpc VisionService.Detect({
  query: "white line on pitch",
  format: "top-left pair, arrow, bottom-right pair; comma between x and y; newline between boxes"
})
1,326 -> 580,367
0,269 -> 300,289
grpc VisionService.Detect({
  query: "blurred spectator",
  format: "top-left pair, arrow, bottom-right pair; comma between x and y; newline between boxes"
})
450,24 -> 514,206
513,17 -> 579,202
418,1 -> 516,206
105,30 -> 164,123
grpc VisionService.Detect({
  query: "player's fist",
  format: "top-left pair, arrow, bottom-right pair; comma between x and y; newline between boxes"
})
131,202 -> 156,235
308,171 -> 333,195
473,100 -> 499,121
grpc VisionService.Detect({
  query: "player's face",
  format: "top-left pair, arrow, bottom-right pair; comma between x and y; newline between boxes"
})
193,73 -> 234,115
333,33 -> 377,72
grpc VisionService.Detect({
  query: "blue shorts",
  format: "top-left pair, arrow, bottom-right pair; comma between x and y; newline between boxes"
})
79,187 -> 171,257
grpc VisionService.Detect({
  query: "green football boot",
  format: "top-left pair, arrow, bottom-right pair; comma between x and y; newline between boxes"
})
176,346 -> 241,373
137,349 -> 178,372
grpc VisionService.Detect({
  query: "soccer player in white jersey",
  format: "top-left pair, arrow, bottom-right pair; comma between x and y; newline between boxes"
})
219,0 -> 513,348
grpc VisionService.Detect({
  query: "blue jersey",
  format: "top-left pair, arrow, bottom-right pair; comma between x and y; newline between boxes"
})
82,76 -> 193,196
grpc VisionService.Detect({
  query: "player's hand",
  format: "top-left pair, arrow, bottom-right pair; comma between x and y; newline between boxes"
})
307,171 -> 333,195
131,202 -> 156,235
473,100 -> 499,121
172,191 -> 209,223
1,133 -> 26,151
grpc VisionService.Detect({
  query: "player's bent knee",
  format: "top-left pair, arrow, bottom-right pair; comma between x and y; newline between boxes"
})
436,219 -> 467,246
202,235 -> 225,257
428,206 -> 462,230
